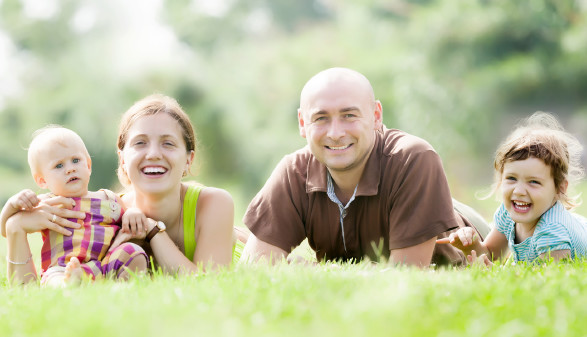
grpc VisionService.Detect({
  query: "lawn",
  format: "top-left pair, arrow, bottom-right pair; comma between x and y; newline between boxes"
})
3,183 -> 587,337
1,244 -> 587,337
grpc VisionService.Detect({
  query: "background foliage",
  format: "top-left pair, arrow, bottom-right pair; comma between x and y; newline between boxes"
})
1,0 -> 587,221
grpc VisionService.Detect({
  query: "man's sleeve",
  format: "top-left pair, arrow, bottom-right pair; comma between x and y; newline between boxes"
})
387,149 -> 458,249
243,156 -> 307,253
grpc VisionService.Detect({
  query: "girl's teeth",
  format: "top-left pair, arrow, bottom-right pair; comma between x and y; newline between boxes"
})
513,201 -> 531,210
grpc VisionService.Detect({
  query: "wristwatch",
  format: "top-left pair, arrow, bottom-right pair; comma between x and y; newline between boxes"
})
146,221 -> 166,243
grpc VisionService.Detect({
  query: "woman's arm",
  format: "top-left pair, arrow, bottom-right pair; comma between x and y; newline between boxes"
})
5,217 -> 37,285
4,197 -> 84,285
192,188 -> 234,269
149,188 -> 234,274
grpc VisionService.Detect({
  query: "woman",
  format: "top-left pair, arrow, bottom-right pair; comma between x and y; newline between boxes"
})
111,94 -> 234,273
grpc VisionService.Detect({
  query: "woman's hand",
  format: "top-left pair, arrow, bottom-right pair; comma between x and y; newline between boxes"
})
6,196 -> 84,236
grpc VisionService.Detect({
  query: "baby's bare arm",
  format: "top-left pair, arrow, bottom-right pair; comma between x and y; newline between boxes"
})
121,207 -> 149,236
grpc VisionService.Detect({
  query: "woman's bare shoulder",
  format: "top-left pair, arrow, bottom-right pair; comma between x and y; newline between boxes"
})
192,185 -> 234,230
196,186 -> 234,208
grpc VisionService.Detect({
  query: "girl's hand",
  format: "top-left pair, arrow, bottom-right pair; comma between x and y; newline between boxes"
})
7,196 -> 84,236
121,207 -> 149,236
9,189 -> 40,211
436,227 -> 479,251
467,250 -> 493,268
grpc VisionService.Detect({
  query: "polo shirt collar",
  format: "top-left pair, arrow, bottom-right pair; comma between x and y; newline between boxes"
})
305,131 -> 382,196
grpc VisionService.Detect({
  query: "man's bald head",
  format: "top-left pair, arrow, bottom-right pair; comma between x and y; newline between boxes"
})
300,68 -> 376,111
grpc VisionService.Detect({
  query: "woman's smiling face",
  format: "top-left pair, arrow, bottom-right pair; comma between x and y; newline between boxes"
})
119,113 -> 193,195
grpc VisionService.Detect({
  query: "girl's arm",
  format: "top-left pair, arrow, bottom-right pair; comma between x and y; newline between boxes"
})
436,226 -> 488,256
437,227 -> 509,262
482,228 -> 510,261
149,187 -> 234,274
538,249 -> 571,262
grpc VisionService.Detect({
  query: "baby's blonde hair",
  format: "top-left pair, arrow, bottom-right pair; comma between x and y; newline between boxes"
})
27,125 -> 90,178
492,112 -> 584,209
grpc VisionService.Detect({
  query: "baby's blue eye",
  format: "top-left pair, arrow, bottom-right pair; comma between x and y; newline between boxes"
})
73,158 -> 80,163
55,163 -> 63,169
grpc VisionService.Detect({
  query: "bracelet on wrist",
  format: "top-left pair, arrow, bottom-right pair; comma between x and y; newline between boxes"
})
6,254 -> 33,265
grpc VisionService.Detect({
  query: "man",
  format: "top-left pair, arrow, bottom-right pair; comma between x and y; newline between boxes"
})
242,67 -> 489,266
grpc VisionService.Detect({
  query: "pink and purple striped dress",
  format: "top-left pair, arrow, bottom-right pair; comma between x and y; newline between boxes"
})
40,191 -> 146,281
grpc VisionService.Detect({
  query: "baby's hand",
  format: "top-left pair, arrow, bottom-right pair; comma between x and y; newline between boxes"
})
9,189 -> 40,211
121,207 -> 148,236
436,227 -> 478,251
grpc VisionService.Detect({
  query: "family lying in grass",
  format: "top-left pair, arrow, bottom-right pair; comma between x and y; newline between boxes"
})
1,68 -> 587,286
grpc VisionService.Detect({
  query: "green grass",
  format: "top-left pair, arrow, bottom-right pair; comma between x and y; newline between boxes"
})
1,253 -> 587,337
3,186 -> 587,337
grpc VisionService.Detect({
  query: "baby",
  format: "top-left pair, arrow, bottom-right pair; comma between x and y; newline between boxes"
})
1,125 -> 148,286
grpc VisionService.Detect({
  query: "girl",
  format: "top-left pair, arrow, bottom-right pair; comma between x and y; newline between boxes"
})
1,126 -> 148,285
438,112 -> 587,265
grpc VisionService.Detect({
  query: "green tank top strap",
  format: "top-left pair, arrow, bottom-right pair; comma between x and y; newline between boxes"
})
183,185 -> 204,260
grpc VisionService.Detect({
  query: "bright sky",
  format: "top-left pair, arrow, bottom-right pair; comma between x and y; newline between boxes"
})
0,0 -> 196,108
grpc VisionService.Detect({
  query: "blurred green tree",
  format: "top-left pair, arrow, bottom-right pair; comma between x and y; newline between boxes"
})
1,0 -> 586,219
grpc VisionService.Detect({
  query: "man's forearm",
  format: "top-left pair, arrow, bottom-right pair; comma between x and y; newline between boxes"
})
389,236 -> 437,268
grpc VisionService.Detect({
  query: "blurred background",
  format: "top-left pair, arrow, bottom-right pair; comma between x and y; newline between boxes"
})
1,0 -> 587,223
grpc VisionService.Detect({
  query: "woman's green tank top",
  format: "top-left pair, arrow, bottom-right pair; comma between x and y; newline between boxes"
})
182,185 -> 203,260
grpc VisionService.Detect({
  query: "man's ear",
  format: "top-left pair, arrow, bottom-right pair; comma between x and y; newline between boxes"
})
298,108 -> 307,138
373,100 -> 383,131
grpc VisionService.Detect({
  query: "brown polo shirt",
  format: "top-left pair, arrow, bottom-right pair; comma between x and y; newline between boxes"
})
244,127 -> 469,264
